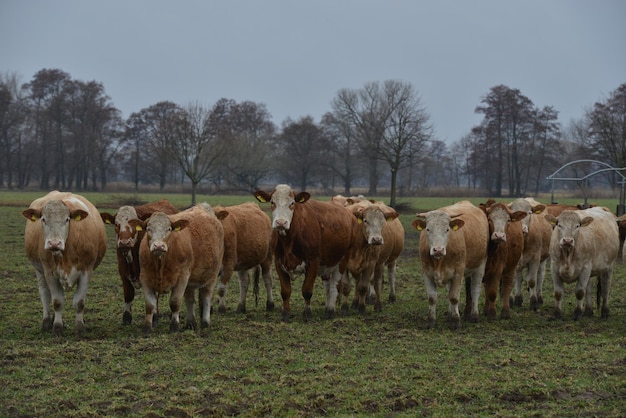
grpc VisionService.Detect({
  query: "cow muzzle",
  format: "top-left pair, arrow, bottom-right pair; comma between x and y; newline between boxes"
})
117,238 -> 135,250
559,237 -> 575,249
368,236 -> 384,245
491,231 -> 506,243
273,218 -> 290,234
150,241 -> 168,256
45,239 -> 65,253
430,246 -> 446,259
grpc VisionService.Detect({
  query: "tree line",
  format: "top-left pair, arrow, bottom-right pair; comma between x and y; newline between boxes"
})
1,68 -> 624,206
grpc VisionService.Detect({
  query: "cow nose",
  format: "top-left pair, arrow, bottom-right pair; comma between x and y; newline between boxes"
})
522,225 -> 529,235
151,241 -> 167,254
118,238 -> 133,248
274,219 -> 289,230
46,239 -> 64,251
431,246 -> 446,258
560,237 -> 574,248
369,236 -> 383,245
491,231 -> 506,243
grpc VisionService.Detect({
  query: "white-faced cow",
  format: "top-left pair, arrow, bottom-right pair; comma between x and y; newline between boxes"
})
213,202 -> 274,314
477,200 -> 526,319
100,199 -> 179,325
412,201 -> 489,330
254,184 -> 357,322
546,207 -> 619,320
129,204 -> 225,333
338,200 -> 400,315
23,191 -> 107,337
509,198 -> 552,310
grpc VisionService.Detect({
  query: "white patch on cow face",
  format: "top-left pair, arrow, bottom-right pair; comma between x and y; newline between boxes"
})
270,184 -> 296,234
423,211 -> 453,259
115,206 -> 140,249
555,211 -> 583,250
362,207 -> 385,245
145,213 -> 172,256
487,206 -> 509,243
41,200 -> 71,254
510,199 -> 531,236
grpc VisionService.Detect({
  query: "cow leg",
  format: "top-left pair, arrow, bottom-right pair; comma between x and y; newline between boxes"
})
142,288 -> 158,334
424,276 -> 438,329
339,272 -> 351,315
183,287 -> 197,330
356,271 -> 370,315
584,276 -> 595,317
467,271 -> 482,323
169,278 -> 189,332
551,271 -> 565,320
121,276 -> 135,325
499,269 -> 516,320
198,285 -> 213,329
261,262 -> 275,312
526,261 -> 540,311
72,272 -> 90,337
276,261 -> 293,322
387,261 -> 397,303
447,274 -> 463,330
216,268 -> 233,314
301,261 -> 319,322
482,273 -> 498,320
573,270 -> 592,320
512,266 -> 524,307
599,272 -> 611,319
45,276 -> 65,337
536,260 -> 547,306
236,270 -> 250,314
323,268 -> 341,319
35,269 -> 53,332
372,264 -> 384,312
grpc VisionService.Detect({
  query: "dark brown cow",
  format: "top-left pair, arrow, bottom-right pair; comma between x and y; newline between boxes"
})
100,199 -> 179,324
129,204 -> 225,334
214,202 -> 274,313
254,184 -> 357,322
477,201 -> 526,319
23,191 -> 107,336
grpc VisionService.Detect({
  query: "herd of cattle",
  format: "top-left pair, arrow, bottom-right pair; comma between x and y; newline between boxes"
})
21,187 -> 626,336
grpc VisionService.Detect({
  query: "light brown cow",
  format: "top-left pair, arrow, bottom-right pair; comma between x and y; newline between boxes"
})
129,204 -> 225,333
509,198 -> 552,310
412,201 -> 489,330
100,199 -> 179,325
213,202 -> 274,313
545,207 -> 619,319
254,184 -> 357,322
477,201 -> 526,319
23,191 -> 107,336
338,200 -> 400,315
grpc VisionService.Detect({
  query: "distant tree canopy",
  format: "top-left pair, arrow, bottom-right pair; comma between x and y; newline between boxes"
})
1,68 -> 624,204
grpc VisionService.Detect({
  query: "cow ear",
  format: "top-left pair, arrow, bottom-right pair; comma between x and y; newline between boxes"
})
295,192 -> 311,203
71,210 -> 89,222
128,219 -> 144,232
545,214 -> 557,227
581,217 -> 594,227
23,208 -> 41,222
253,191 -> 270,203
412,219 -> 426,231
510,211 -> 527,222
171,219 -> 190,231
215,210 -> 229,220
532,204 -> 546,215
450,219 -> 465,231
386,212 -> 399,221
100,212 -> 115,225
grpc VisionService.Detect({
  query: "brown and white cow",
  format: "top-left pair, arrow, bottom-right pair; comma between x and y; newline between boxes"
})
509,198 -> 552,310
477,201 -> 526,319
338,200 -> 400,315
129,204 -> 225,333
412,201 -> 489,330
214,202 -> 274,313
100,199 -> 179,325
23,191 -> 107,337
254,184 -> 357,321
545,207 -> 619,319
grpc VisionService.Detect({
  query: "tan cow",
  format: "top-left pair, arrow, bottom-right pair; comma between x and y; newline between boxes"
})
100,199 -> 179,325
338,200 -> 400,314
509,198 -> 552,310
129,204 -> 225,333
477,201 -> 526,319
23,191 -> 107,337
254,184 -> 357,321
213,202 -> 274,313
412,201 -> 489,330
545,207 -> 619,319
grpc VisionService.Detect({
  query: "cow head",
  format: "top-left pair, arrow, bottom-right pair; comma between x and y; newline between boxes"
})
23,200 -> 89,255
129,212 -> 189,257
509,198 -> 545,236
412,210 -> 464,259
481,202 -> 526,243
101,206 -> 141,251
352,202 -> 399,245
545,210 -> 593,250
254,184 -> 309,235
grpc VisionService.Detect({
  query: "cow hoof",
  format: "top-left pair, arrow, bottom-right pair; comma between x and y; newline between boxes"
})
302,308 -> 313,323
550,310 -> 563,320
324,308 -> 335,320
52,322 -> 64,337
584,307 -> 594,317
200,321 -> 210,330
513,295 -> 523,307
350,301 -> 359,310
280,310 -> 292,322
426,319 -> 436,329
601,307 -> 610,319
236,304 -> 246,314
42,317 -> 53,332
538,295 -> 544,305
486,309 -> 497,320
218,305 -> 227,314
374,302 -> 383,312
142,324 -> 152,335
530,297 -> 539,312
74,321 -> 85,338
358,305 -> 366,316
266,301 -> 275,312
448,319 -> 461,330
340,304 -> 349,316
170,322 -> 180,333
500,308 -> 511,320
573,308 -> 584,320
122,311 -> 132,325
388,294 -> 396,303
184,319 -> 197,330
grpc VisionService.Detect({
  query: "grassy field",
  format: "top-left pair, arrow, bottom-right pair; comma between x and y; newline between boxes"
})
1,191 -> 625,417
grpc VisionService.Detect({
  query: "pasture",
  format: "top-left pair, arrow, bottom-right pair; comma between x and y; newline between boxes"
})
0,192 -> 625,417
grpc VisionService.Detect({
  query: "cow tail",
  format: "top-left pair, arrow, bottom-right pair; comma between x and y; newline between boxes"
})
254,265 -> 261,307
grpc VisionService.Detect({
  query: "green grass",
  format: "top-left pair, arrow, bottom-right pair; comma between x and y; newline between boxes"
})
1,193 -> 625,417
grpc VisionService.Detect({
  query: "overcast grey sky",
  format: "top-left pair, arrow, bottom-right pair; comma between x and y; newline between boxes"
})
1,1 -> 624,143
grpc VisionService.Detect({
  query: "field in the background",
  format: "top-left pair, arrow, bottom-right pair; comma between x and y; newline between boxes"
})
1,193 -> 625,417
